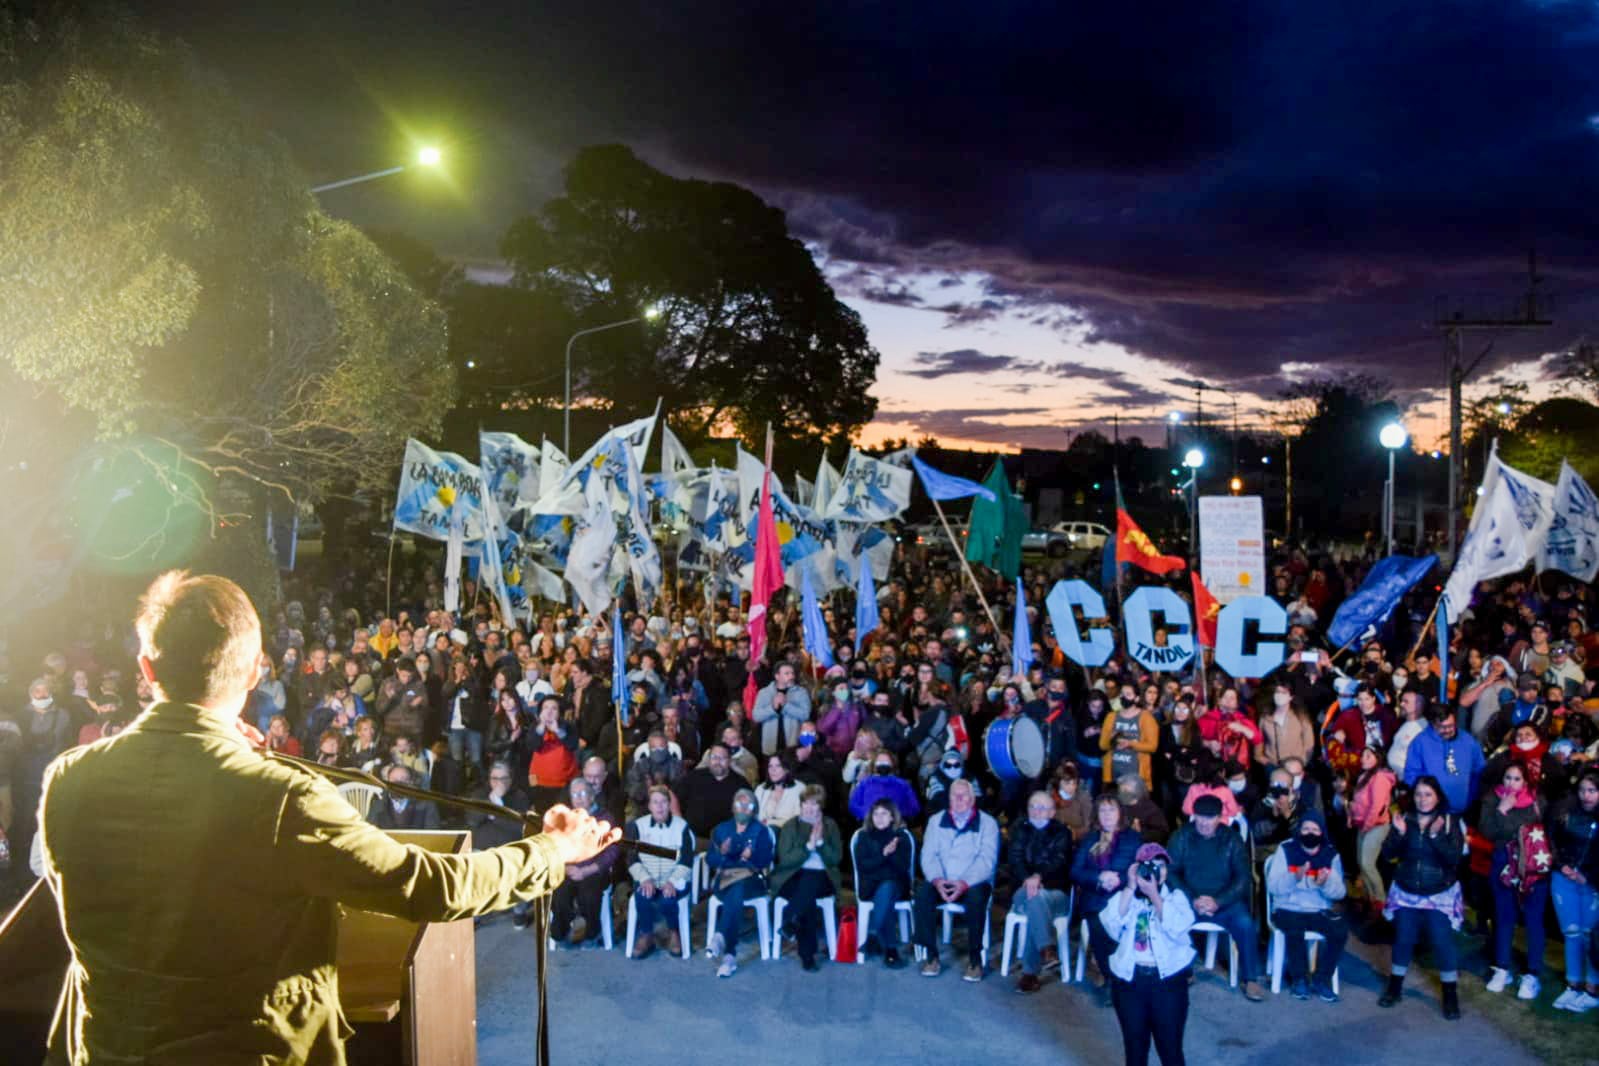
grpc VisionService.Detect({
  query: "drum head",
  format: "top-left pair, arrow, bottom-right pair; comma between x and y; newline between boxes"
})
1009,716 -> 1046,779
984,718 -> 1019,781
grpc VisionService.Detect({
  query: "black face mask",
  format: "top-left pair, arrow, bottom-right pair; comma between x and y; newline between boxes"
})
1297,832 -> 1322,851
874,764 -> 894,776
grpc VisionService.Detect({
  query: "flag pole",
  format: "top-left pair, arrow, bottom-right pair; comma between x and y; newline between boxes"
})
1404,596 -> 1444,665
384,530 -> 397,620
930,494 -> 1010,654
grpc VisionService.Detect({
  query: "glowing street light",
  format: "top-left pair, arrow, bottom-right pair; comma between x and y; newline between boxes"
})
1183,448 -> 1204,469
1380,421 -> 1407,555
1167,411 -> 1182,423
310,145 -> 445,194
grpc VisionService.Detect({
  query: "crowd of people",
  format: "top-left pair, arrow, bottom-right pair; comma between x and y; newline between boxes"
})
5,535 -> 1599,1063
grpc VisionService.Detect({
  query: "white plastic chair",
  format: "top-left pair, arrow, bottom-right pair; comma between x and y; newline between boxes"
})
1074,917 -> 1094,983
624,887 -> 691,959
999,887 -> 1074,978
549,885 -> 614,951
1188,920 -> 1240,987
771,894 -> 838,961
850,828 -> 915,963
1265,882 -> 1341,995
914,899 -> 994,962
690,851 -> 709,906
336,782 -> 382,819
703,826 -> 777,960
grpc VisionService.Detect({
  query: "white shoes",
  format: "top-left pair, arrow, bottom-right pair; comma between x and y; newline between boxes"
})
706,932 -> 725,960
1517,974 -> 1541,1001
1486,967 -> 1511,993
716,955 -> 737,978
1555,988 -> 1599,1013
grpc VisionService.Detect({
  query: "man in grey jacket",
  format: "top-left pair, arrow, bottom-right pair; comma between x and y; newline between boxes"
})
913,778 -> 1000,982
751,661 -> 811,757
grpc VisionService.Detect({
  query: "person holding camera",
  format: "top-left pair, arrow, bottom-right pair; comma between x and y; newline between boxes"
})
1250,767 -> 1303,852
1099,842 -> 1196,1066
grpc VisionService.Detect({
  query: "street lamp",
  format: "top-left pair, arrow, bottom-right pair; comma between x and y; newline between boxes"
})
310,146 -> 443,194
1183,448 -> 1204,554
1380,421 -> 1407,555
564,304 -> 663,455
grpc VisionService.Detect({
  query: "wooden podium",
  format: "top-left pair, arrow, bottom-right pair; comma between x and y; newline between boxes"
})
0,828 -> 480,1066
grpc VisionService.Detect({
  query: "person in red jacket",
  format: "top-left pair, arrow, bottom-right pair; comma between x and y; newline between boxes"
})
1327,684 -> 1398,764
527,695 -> 579,812
1198,687 -> 1262,769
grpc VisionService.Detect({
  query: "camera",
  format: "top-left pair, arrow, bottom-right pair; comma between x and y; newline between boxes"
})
1137,859 -> 1165,882
1269,783 -> 1292,798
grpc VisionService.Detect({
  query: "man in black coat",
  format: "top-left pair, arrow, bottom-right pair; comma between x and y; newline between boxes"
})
1006,790 -> 1074,992
366,763 -> 442,831
675,745 -> 748,840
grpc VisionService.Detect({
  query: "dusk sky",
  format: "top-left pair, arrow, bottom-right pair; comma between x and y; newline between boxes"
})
150,1 -> 1599,452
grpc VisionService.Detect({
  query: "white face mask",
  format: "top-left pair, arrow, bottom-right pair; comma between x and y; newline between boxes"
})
1516,738 -> 1540,751
1228,779 -> 1247,794
1393,675 -> 1408,689
1291,774 -> 1304,788
942,766 -> 963,780
31,696 -> 52,710
1029,815 -> 1052,830
1058,785 -> 1075,800
1273,692 -> 1291,708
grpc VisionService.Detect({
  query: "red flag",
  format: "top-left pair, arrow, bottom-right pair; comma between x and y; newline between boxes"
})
1192,571 -> 1221,648
744,432 -> 783,709
1116,508 -> 1185,575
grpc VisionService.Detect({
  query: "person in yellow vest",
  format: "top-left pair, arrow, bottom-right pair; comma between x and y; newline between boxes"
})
38,571 -> 617,1066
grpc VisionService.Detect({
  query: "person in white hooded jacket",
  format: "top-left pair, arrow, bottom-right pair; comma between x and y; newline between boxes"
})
1099,842 -> 1196,1066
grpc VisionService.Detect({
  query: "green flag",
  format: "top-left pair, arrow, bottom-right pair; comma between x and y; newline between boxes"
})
967,460 -> 1024,579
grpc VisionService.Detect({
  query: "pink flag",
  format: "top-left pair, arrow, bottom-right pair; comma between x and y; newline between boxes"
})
744,432 -> 783,709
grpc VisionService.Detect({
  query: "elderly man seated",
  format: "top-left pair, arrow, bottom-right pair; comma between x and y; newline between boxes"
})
913,778 -> 1000,982
623,785 -> 694,958
549,778 -> 624,949
1167,794 -> 1265,1001
366,763 -> 441,831
1007,790 -> 1074,993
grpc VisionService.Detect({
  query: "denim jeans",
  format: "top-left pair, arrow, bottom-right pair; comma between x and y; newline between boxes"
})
1391,906 -> 1459,980
1112,964 -> 1190,1066
1196,901 -> 1261,983
448,727 -> 484,769
1551,873 -> 1599,986
632,884 -> 683,934
713,876 -> 767,952
1011,888 -> 1070,975
862,878 -> 904,950
1491,873 -> 1550,975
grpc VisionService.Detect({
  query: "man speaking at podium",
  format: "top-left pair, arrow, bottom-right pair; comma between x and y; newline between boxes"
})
36,571 -> 618,1065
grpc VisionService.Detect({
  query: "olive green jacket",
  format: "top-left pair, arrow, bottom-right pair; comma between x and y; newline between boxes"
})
39,701 -> 565,1065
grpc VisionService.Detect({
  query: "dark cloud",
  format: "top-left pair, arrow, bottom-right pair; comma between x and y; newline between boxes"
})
881,407 -> 1067,449
1052,362 -> 1175,409
148,2 -> 1599,390
903,349 -> 1042,379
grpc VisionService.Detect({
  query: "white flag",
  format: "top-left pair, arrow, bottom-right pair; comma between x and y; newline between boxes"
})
479,431 -> 540,514
794,473 -> 815,508
1481,454 -> 1555,548
814,452 -> 841,515
538,438 -> 569,499
660,423 -> 695,477
565,470 -> 617,616
522,558 -> 567,604
393,439 -> 485,543
1538,460 -> 1599,582
1443,461 -> 1545,623
477,490 -> 519,625
443,517 -> 465,612
821,447 -> 914,522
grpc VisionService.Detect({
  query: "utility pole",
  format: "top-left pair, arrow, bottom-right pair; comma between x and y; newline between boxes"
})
1433,250 -> 1550,559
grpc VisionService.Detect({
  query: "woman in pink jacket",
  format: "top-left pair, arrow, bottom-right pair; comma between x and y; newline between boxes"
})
1349,743 -> 1397,916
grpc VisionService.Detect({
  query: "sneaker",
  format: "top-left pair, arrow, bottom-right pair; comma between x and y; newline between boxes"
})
801,955 -> 820,973
511,910 -> 532,930
1553,987 -> 1582,1011
1041,946 -> 1060,974
661,930 -> 681,957
1289,976 -> 1310,1001
630,935 -> 654,958
920,956 -> 943,978
716,954 -> 738,978
706,932 -> 725,960
1517,974 -> 1541,1001
1571,991 -> 1599,1013
1315,980 -> 1340,1004
1243,980 -> 1266,1002
1015,973 -> 1042,994
884,948 -> 906,970
1486,966 -> 1511,994
963,962 -> 984,983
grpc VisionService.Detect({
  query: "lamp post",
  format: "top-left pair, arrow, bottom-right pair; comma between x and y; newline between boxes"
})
310,146 -> 442,194
563,306 -> 662,455
1379,422 -> 1408,555
1184,447 -> 1204,555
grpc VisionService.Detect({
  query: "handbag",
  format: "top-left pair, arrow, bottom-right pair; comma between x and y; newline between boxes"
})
1499,822 -> 1554,898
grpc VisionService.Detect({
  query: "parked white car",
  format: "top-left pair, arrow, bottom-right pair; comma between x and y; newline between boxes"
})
1021,520 -> 1111,556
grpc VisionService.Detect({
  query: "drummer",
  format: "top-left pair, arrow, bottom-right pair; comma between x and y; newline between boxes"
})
1022,674 -> 1080,794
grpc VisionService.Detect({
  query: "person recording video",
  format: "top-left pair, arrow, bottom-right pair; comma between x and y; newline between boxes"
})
1098,842 -> 1197,1066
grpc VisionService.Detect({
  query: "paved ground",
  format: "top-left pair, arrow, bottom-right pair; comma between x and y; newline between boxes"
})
474,909 -> 1550,1066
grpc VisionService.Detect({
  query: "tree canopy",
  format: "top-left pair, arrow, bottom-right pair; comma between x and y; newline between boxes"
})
492,144 -> 879,455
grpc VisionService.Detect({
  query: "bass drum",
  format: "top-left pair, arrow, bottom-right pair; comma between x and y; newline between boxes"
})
983,715 -> 1046,783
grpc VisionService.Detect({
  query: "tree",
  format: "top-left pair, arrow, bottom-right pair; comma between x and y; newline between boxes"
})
0,6 -> 452,552
497,145 -> 880,457
1275,373 -> 1402,536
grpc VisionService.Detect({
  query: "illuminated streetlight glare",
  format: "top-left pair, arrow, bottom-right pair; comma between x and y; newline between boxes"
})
644,303 -> 663,320
1497,401 -> 1512,415
417,146 -> 442,167
1167,411 -> 1182,423
1183,448 -> 1204,469
1379,422 -> 1407,450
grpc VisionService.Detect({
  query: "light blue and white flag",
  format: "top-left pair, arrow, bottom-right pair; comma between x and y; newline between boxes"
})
1012,578 -> 1033,680
538,438 -> 569,499
821,447 -> 913,523
725,445 -> 834,589
565,463 -> 618,615
476,489 -> 520,625
1538,460 -> 1599,583
480,431 -> 541,516
443,514 -> 466,612
801,568 -> 835,670
855,552 -> 879,652
660,423 -> 695,478
814,452 -> 841,516
612,599 -> 629,719
1443,455 -> 1551,624
393,439 -> 485,543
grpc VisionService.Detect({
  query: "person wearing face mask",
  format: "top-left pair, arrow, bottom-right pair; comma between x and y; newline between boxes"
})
1006,791 -> 1074,993
1349,745 -> 1396,920
1257,684 -> 1316,772
816,674 -> 863,759
624,730 -> 685,813
1379,775 -> 1467,1018
855,798 -> 913,968
1050,762 -> 1095,840
913,777 -> 999,981
1100,691 -> 1159,792
1486,722 -> 1559,801
848,750 -> 920,822
770,786 -> 843,972
1483,672 -> 1551,753
861,690 -> 910,759
925,748 -> 983,816
1182,761 -> 1247,823
1264,809 -> 1348,1001
1156,694 -> 1205,814
1477,761 -> 1550,999
1072,688 -> 1109,784
705,788 -> 776,978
